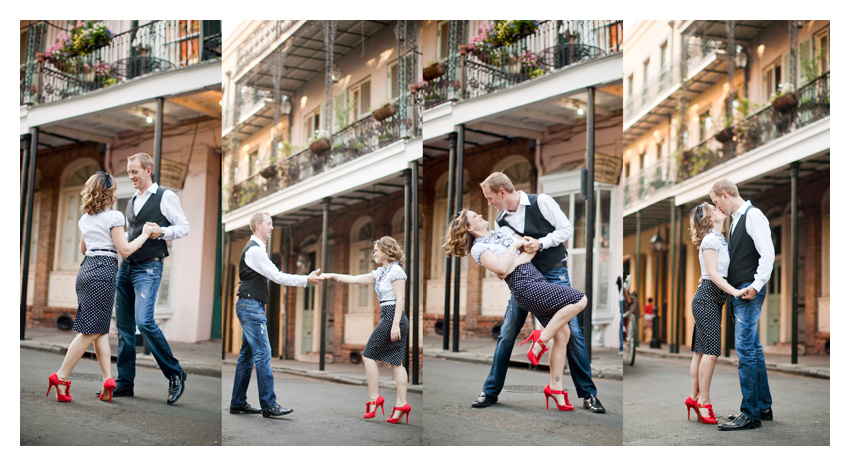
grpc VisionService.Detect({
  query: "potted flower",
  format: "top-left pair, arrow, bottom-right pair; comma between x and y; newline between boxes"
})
770,83 -> 798,113
423,58 -> 447,81
714,117 -> 735,144
371,99 -> 398,122
308,130 -> 331,155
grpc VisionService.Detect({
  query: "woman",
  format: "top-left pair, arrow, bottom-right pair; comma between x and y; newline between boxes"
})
685,202 -> 743,424
47,171 -> 154,403
323,236 -> 411,424
444,210 -> 587,411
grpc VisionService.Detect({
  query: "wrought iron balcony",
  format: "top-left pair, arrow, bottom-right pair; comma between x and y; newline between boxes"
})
677,72 -> 829,184
234,20 -> 298,75
624,157 -> 678,210
20,20 -> 221,106
227,110 -> 407,211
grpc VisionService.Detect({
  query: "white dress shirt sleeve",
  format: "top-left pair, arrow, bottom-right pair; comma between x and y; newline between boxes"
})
244,246 -> 308,287
746,207 -> 775,293
535,194 -> 573,250
159,190 -> 191,241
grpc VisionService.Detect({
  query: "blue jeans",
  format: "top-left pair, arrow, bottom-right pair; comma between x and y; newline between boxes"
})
732,282 -> 772,420
230,298 -> 277,410
483,266 -> 597,399
115,260 -> 182,388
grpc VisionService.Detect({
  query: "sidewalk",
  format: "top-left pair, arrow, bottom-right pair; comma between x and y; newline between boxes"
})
635,343 -> 829,379
221,354 -> 424,394
20,327 -> 221,377
423,335 -> 623,381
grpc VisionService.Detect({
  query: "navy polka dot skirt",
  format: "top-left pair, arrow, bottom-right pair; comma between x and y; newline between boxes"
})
691,279 -> 726,356
73,255 -> 118,335
362,304 -> 408,366
505,263 -> 585,328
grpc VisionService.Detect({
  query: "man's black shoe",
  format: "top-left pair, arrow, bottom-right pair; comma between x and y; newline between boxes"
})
166,371 -> 187,405
726,407 -> 772,421
230,403 -> 262,414
97,386 -> 133,398
583,394 -> 606,413
471,392 -> 498,408
718,412 -> 761,430
262,404 -> 293,418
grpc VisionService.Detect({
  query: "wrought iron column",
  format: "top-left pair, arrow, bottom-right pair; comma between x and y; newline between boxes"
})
410,160 -> 421,384
791,162 -> 799,364
281,225 -> 291,359
319,197 -> 331,371
20,134 -> 32,240
222,231 -> 232,359
789,21 -> 798,93
678,31 -> 689,153
583,87 -> 596,359
154,97 -> 164,183
403,168 -> 412,371
323,21 -> 336,136
443,132 -> 458,350
635,209 -> 641,348
725,21 -> 736,159
452,125 -> 465,352
677,204 -> 687,351
21,127 -> 39,340
669,201 -> 679,354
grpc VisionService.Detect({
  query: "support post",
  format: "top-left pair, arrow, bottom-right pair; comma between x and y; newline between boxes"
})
443,132 -> 457,350
669,202 -> 679,354
319,197 -> 331,371
222,231 -> 232,358
403,168 -> 412,371
411,160 -> 421,384
154,97 -> 164,183
21,127 -> 39,340
20,134 -> 32,241
452,125 -> 465,352
583,87 -> 596,358
791,161 -> 799,364
635,209 -> 641,348
677,204 -> 687,351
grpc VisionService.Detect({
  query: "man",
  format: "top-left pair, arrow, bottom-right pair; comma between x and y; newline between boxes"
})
114,153 -> 190,404
229,212 -> 323,418
710,179 -> 774,431
471,172 -> 605,413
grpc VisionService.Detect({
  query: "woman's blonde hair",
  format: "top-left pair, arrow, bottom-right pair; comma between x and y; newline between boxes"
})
375,236 -> 405,266
689,202 -> 717,247
443,209 -> 474,257
80,171 -> 117,216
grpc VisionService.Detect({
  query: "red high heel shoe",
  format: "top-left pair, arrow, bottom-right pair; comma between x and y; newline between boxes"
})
685,396 -> 698,420
364,395 -> 385,419
387,403 -> 411,424
47,373 -> 72,402
100,378 -> 116,403
544,384 -> 574,411
520,330 -> 548,366
695,402 -> 718,424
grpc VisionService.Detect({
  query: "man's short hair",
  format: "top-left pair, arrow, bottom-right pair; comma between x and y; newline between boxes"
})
128,153 -> 155,172
249,212 -> 269,233
480,172 -> 516,194
710,179 -> 740,198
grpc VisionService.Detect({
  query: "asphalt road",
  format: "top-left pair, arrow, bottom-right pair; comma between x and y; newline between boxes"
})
221,365 -> 423,445
423,357 -> 623,446
21,348 -> 222,446
624,356 -> 829,445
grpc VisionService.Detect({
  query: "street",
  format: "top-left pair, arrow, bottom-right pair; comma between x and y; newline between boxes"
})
624,356 -> 829,445
221,365 -> 423,445
20,348 -> 222,446
423,357 -> 623,445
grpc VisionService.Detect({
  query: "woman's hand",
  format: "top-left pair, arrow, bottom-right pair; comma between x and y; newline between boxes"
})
733,288 -> 744,298
390,323 -> 401,342
142,223 -> 155,237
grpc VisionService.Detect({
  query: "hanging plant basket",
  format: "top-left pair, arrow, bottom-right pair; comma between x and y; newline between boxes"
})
714,126 -> 735,144
771,92 -> 799,113
372,102 -> 397,122
260,165 -> 278,179
422,61 -> 447,81
309,137 -> 331,155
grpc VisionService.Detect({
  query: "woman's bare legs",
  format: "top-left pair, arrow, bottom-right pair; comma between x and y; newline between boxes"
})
690,352 -> 702,401
92,334 -> 112,382
56,333 -> 99,394
529,296 -> 587,357
390,363 -> 408,420
547,326 -> 570,405
363,357 -> 380,414
697,354 -> 718,410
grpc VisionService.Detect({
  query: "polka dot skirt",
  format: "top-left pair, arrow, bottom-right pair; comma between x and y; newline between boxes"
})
362,304 -> 408,366
690,279 -> 726,356
73,255 -> 118,335
505,263 -> 585,328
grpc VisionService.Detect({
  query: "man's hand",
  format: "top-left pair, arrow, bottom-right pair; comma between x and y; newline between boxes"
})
146,222 -> 163,239
740,286 -> 757,300
522,236 -> 541,253
307,269 -> 324,284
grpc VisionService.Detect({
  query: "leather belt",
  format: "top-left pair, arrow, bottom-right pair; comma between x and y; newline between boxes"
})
90,249 -> 117,254
126,256 -> 163,264
548,261 -> 567,270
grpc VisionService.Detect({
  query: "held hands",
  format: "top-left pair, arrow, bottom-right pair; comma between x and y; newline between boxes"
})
390,323 -> 401,342
146,222 -> 163,239
739,286 -> 757,300
306,269 -> 324,284
522,236 -> 541,253
142,223 -> 155,237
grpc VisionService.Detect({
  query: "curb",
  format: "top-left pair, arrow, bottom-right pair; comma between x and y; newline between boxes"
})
424,349 -> 624,381
221,360 -> 424,394
21,341 -> 222,378
634,348 -> 829,379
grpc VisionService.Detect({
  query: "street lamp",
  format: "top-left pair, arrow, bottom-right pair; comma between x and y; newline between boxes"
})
650,227 -> 666,349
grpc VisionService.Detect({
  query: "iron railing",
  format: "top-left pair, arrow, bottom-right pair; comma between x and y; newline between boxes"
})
21,20 -> 221,106
235,20 -> 297,75
624,157 -> 678,209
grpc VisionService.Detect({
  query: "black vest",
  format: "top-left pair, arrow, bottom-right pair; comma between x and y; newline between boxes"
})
126,188 -> 171,262
728,205 -> 760,287
237,240 -> 269,304
496,193 -> 568,271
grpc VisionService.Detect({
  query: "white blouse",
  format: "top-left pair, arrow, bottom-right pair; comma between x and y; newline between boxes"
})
699,229 -> 730,279
78,208 -> 125,259
371,262 -> 407,303
470,226 -> 521,266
